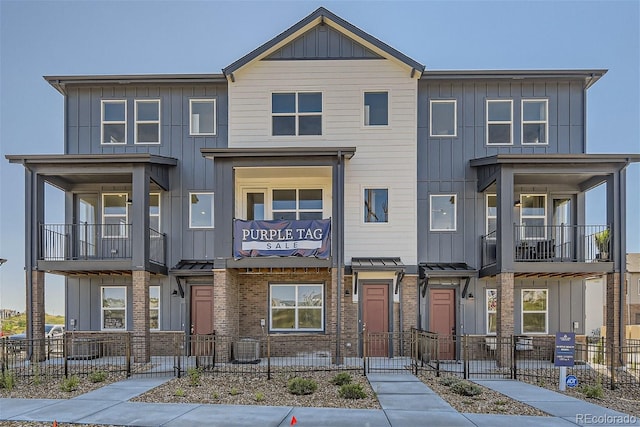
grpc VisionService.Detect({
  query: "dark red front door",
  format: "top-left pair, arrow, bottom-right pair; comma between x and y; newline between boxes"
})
190,285 -> 214,355
362,283 -> 389,357
429,289 -> 456,359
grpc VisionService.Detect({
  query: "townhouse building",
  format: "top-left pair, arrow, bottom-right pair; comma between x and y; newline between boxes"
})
7,7 -> 638,362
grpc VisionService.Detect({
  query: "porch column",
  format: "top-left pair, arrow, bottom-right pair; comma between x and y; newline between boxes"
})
496,272 -> 514,367
213,269 -> 239,337
605,272 -> 625,367
29,270 -> 46,362
132,270 -> 150,362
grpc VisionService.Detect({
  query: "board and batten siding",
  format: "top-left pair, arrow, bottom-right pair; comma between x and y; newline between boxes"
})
229,59 -> 418,265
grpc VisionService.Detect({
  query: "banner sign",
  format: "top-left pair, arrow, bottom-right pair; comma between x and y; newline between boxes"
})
234,219 -> 331,259
555,332 -> 575,367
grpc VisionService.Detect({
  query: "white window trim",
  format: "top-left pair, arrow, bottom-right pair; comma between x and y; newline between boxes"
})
521,289 -> 548,334
102,193 -> 129,238
269,283 -> 324,332
362,90 -> 390,128
430,194 -> 457,231
637,277 -> 640,296
101,100 -> 127,145
101,286 -> 127,331
149,285 -> 160,331
486,99 -> 513,145
189,192 -> 215,229
486,288 -> 497,335
429,99 -> 457,137
271,91 -> 323,136
519,194 -> 547,240
134,99 -> 161,145
271,188 -> 324,220
150,192 -> 161,233
189,98 -> 217,136
486,194 -> 496,239
521,99 -> 549,145
363,187 -> 390,225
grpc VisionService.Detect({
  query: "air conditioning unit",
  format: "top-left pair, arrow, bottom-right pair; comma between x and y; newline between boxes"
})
233,338 -> 260,363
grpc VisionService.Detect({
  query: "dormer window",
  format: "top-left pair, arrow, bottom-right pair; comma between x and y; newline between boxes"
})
272,92 -> 322,136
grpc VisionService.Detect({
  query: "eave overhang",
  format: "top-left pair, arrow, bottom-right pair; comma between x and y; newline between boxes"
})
422,69 -> 607,89
201,147 -> 356,160
470,153 -> 640,168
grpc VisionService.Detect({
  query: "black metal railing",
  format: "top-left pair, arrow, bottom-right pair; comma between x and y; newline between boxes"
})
149,227 -> 166,265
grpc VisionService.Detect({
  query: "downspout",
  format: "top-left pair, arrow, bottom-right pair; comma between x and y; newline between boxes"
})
619,167 -> 627,363
336,152 -> 343,361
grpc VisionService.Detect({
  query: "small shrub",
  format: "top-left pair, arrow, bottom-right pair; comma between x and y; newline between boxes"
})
175,387 -> 185,397
0,371 -> 16,390
450,381 -> 482,397
60,375 -> 79,392
211,392 -> 219,400
88,370 -> 107,383
331,372 -> 352,386
338,383 -> 367,399
229,387 -> 240,396
493,399 -> 508,406
287,377 -> 318,395
187,367 -> 201,387
255,392 -> 265,402
438,376 -> 462,387
581,383 -> 604,399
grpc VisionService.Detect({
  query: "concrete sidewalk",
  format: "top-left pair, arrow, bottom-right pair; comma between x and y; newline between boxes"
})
0,374 -> 637,426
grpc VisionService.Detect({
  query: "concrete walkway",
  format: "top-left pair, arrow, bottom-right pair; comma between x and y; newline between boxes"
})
0,374 -> 637,426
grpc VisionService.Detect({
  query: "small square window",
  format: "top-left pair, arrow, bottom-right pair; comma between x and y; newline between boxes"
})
189,192 -> 214,228
101,100 -> 126,144
364,92 -> 388,126
190,99 -> 216,135
430,100 -> 456,137
272,92 -> 322,136
135,100 -> 160,144
364,189 -> 388,223
486,100 -> 513,145
430,194 -> 456,231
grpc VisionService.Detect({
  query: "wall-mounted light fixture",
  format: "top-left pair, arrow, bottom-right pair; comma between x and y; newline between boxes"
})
513,200 -> 521,207
126,198 -> 133,205
467,292 -> 475,300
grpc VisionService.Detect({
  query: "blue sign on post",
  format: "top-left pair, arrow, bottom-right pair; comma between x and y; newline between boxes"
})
566,375 -> 578,388
555,332 -> 576,367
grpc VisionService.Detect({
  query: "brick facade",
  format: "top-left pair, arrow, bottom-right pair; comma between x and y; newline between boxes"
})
132,270 -> 150,362
30,270 -> 46,361
496,272 -> 514,367
606,272 -> 626,366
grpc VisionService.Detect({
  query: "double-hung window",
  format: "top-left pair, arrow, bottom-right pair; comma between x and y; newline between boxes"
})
101,100 -> 126,144
486,289 -> 497,334
189,192 -> 214,228
364,188 -> 388,223
102,286 -> 126,330
272,189 -> 323,220
270,284 -> 324,331
486,100 -> 513,145
102,193 -> 129,238
364,92 -> 388,126
135,100 -> 160,144
430,100 -> 457,137
190,99 -> 216,135
430,194 -> 457,231
272,92 -> 322,136
522,99 -> 548,144
520,194 -> 547,239
522,289 -> 548,334
149,286 -> 160,330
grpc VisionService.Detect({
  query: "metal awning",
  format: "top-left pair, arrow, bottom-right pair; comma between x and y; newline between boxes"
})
170,260 -> 215,275
350,257 -> 405,272
419,262 -> 476,278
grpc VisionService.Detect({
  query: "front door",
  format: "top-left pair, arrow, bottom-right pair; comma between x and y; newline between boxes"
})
429,289 -> 456,360
362,283 -> 389,357
190,285 -> 214,356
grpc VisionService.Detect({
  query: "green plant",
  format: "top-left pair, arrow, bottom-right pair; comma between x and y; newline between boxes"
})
88,370 -> 107,383
33,364 -> 42,386
338,383 -> 367,399
581,378 -> 604,399
287,377 -> 318,395
593,340 -> 605,364
60,375 -> 79,392
187,367 -> 201,387
0,370 -> 16,390
331,372 -> 352,386
450,381 -> 483,397
493,399 -> 508,406
594,229 -> 610,253
229,387 -> 239,396
175,387 -> 185,397
211,392 -> 219,399
438,376 -> 462,387
255,392 -> 265,402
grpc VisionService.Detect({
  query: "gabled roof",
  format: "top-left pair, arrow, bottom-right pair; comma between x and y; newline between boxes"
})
223,7 -> 424,78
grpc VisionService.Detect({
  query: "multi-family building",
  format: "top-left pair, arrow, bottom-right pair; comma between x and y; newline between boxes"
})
7,8 -> 638,362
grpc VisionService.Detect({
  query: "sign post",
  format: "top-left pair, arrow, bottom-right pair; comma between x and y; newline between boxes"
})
555,332 -> 575,391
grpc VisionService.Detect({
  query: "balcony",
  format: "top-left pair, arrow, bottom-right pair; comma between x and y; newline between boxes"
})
38,223 -> 166,274
481,224 -> 611,271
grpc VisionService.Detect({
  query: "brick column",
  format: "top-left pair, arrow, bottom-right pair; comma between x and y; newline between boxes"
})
496,272 -> 514,368
606,272 -> 625,367
213,270 -> 239,337
30,270 -> 46,361
132,270 -> 150,363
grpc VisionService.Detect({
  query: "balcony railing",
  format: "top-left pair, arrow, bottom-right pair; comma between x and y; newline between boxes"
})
481,224 -> 611,268
39,223 -> 166,266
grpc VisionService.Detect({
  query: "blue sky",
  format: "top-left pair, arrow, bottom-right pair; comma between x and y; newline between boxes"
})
0,0 -> 638,314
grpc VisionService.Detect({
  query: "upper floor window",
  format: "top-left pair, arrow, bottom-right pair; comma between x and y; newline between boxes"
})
189,192 -> 214,229
364,188 -> 388,223
520,194 -> 547,239
486,100 -> 513,145
272,92 -> 322,136
102,193 -> 129,238
430,194 -> 457,231
135,100 -> 160,144
430,100 -> 457,137
522,99 -> 548,144
101,286 -> 126,330
101,100 -> 126,144
272,189 -> 323,220
486,194 -> 497,238
190,99 -> 216,136
364,92 -> 388,126
149,193 -> 160,232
